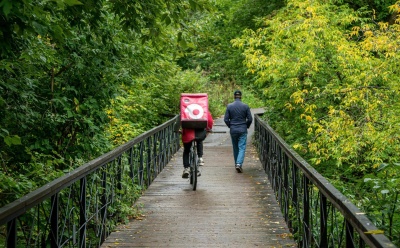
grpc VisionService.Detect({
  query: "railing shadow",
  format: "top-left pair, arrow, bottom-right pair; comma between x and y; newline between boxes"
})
0,115 -> 181,247
254,114 -> 396,248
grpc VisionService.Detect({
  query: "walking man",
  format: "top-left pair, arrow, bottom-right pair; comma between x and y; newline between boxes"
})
224,90 -> 253,173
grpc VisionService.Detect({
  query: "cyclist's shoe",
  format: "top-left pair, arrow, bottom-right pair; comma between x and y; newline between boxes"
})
182,167 -> 190,178
197,170 -> 201,177
235,164 -> 243,173
198,157 -> 204,166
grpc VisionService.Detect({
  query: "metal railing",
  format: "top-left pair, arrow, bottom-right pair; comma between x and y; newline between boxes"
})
253,114 -> 396,248
0,115 -> 181,247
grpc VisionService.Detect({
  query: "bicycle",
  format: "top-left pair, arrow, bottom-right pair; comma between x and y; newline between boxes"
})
177,129 -> 227,191
188,130 -> 226,191
174,128 -> 200,191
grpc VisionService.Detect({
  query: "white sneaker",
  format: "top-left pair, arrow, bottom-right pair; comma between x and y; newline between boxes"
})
198,157 -> 204,166
182,167 -> 190,178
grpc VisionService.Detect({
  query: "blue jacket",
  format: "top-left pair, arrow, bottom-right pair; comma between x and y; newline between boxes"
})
224,99 -> 253,134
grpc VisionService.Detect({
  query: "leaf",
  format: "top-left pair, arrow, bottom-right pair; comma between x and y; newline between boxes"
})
4,135 -> 22,146
0,0 -> 12,16
179,38 -> 188,49
364,230 -> 385,235
165,16 -> 171,26
0,96 -> 6,107
63,0 -> 83,6
40,55 -> 47,63
377,163 -> 388,171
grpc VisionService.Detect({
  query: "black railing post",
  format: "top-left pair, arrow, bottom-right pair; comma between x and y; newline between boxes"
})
50,194 -> 59,247
164,128 -> 169,162
160,131 -> 164,169
79,177 -> 86,248
153,134 -> 157,178
175,127 -> 180,154
277,146 -> 283,208
265,130 -> 269,170
291,161 -> 298,237
6,219 -> 16,248
346,220 -> 355,248
139,142 -> 144,186
320,194 -> 327,247
128,147 -> 134,181
283,154 -> 289,224
100,168 -> 107,244
146,137 -> 151,186
265,129 -> 270,173
303,176 -> 310,248
117,155 -> 122,192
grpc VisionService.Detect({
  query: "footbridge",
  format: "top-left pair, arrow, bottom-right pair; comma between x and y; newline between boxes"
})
0,109 -> 395,247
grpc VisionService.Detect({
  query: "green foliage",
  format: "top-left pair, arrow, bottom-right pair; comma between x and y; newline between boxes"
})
233,0 -> 400,244
335,0 -> 397,22
233,0 -> 400,171
0,0 -> 212,209
106,64 -> 185,146
177,0 -> 281,88
361,163 -> 400,242
0,149 -> 65,206
0,0 -> 264,209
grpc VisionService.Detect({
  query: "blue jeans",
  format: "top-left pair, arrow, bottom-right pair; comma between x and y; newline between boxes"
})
230,132 -> 247,166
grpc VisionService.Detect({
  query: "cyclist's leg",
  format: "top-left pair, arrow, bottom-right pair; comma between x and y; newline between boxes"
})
196,139 -> 203,157
182,142 -> 192,178
196,139 -> 204,166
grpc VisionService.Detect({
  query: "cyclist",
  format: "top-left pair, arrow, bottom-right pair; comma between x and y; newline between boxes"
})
181,111 -> 214,178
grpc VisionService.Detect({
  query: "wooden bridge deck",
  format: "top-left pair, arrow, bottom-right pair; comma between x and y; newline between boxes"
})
102,111 -> 296,248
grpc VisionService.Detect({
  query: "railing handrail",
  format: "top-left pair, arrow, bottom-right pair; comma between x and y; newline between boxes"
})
0,115 -> 180,226
254,114 -> 396,247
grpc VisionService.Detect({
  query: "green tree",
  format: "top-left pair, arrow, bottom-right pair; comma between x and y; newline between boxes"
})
0,0 -> 212,206
232,0 -> 400,243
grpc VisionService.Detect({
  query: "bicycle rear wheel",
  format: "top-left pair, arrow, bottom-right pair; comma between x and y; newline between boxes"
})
190,141 -> 198,190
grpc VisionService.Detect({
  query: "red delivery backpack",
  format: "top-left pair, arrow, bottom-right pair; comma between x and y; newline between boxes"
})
180,93 -> 209,129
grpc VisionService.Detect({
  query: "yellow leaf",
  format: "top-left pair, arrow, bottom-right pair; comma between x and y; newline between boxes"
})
364,230 -> 385,235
